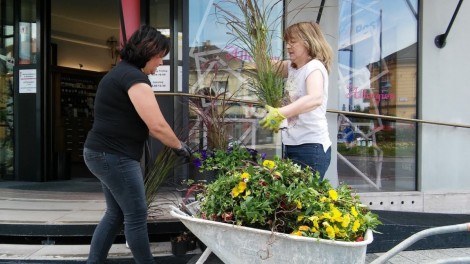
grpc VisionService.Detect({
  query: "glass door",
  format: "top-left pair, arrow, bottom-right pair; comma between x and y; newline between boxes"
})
337,0 -> 418,192
0,0 -> 14,179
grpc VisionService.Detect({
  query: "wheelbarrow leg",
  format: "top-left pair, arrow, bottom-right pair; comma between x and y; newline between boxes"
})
196,248 -> 213,264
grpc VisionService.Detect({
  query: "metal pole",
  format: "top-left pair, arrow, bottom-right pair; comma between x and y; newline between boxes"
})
155,92 -> 470,129
435,0 -> 464,48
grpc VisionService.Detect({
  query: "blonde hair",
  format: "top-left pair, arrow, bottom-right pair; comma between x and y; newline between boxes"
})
284,22 -> 333,72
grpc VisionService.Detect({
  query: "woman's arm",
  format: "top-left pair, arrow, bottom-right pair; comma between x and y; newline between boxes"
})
128,83 -> 182,149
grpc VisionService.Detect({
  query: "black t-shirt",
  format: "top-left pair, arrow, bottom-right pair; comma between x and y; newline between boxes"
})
84,60 -> 152,161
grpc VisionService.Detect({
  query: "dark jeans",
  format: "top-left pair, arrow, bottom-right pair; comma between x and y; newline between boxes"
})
284,143 -> 331,181
83,148 -> 155,264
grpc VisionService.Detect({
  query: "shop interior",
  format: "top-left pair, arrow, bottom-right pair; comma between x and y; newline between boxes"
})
51,0 -> 120,178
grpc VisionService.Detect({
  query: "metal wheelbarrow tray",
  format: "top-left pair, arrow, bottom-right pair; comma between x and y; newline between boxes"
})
170,206 -> 373,264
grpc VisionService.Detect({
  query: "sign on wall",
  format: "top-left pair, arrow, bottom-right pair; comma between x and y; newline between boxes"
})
19,69 -> 37,93
149,65 -> 170,91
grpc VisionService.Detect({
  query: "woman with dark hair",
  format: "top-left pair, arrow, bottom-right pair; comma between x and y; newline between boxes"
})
83,25 -> 191,264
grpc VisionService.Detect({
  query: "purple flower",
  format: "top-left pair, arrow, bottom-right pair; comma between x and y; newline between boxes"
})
247,148 -> 258,157
201,149 -> 209,160
261,153 -> 267,160
193,158 -> 202,168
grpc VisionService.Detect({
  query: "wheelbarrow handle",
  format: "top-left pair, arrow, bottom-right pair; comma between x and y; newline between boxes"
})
169,205 -> 189,217
370,223 -> 470,264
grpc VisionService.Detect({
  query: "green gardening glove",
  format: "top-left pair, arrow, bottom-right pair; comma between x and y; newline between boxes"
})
259,105 -> 286,132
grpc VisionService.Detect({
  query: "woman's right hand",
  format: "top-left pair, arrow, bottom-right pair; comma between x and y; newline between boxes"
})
173,141 -> 192,159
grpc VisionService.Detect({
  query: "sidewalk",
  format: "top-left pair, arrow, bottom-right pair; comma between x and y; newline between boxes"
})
1,178 -> 470,263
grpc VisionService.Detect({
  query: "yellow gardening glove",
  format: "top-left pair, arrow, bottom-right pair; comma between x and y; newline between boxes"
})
259,105 -> 286,133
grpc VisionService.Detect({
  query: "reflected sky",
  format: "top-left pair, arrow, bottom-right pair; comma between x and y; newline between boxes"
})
189,0 -> 283,60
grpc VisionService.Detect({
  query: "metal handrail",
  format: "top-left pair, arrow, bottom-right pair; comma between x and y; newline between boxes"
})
329,109 -> 470,129
155,92 -> 470,129
370,223 -> 470,264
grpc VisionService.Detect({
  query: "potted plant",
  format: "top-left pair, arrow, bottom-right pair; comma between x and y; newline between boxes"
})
171,153 -> 381,263
170,231 -> 189,256
214,0 -> 285,108
170,230 -> 199,256
191,149 -> 381,242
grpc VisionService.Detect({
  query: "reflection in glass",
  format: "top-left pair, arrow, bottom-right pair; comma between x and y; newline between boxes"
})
337,0 -> 418,192
0,0 -> 15,179
19,0 -> 37,65
188,0 -> 283,157
19,22 -> 37,64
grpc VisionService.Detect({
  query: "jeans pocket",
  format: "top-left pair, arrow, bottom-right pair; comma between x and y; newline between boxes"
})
84,150 -> 105,162
83,148 -> 108,176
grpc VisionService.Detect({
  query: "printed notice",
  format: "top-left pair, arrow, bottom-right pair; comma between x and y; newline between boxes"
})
149,65 -> 170,92
19,69 -> 37,93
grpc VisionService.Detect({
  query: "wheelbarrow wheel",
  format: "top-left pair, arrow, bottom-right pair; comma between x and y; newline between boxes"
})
187,252 -> 223,264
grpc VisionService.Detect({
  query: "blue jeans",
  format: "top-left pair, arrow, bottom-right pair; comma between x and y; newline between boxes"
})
284,143 -> 331,181
83,148 -> 155,264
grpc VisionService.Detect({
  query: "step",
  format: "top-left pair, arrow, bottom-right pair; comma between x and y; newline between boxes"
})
0,242 -> 200,263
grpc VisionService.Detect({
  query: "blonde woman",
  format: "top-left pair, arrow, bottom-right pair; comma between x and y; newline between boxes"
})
260,21 -> 333,180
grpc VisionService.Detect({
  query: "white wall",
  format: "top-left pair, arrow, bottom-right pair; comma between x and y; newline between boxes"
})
420,0 -> 470,192
286,0 -> 340,186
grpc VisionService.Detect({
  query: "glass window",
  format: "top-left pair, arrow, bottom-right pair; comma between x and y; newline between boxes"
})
337,0 -> 418,192
149,0 -> 182,91
19,0 -> 37,64
188,0 -> 283,157
0,0 -> 14,179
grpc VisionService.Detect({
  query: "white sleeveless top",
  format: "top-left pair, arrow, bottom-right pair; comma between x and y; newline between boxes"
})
281,59 -> 331,152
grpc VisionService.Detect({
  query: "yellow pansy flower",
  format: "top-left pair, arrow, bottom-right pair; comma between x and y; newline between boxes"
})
231,187 -> 240,197
291,230 -> 302,236
308,215 -> 318,221
262,159 -> 275,169
351,206 -> 358,217
352,220 -> 361,232
320,196 -> 328,203
335,226 -> 347,238
231,182 -> 247,197
342,214 -> 351,228
272,171 -> 282,180
297,215 -> 305,222
334,225 -> 341,235
330,207 -> 343,223
328,189 -> 338,201
323,223 -> 335,239
296,200 -> 302,209
238,182 -> 246,192
308,216 -> 320,229
322,212 -> 331,220
298,225 -> 309,232
241,172 -> 250,181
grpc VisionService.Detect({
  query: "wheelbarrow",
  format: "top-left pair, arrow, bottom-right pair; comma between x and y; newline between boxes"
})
170,206 -> 374,264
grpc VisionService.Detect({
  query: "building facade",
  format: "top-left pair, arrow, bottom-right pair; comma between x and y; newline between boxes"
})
1,0 -> 469,213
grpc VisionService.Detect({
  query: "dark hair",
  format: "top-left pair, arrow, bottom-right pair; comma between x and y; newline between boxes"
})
120,25 -> 170,68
